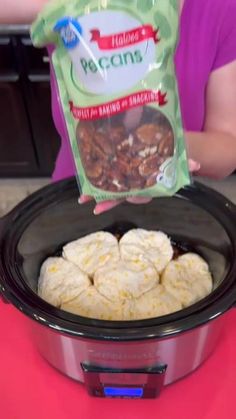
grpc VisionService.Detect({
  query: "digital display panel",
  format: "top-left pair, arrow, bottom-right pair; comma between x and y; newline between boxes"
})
104,387 -> 143,398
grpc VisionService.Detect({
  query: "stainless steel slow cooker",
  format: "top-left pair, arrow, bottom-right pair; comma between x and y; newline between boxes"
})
0,178 -> 236,398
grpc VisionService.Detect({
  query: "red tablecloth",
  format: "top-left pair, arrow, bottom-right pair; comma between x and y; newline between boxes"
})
1,302 -> 236,419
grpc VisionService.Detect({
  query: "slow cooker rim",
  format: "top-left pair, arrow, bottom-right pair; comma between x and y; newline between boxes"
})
1,276 -> 236,341
0,178 -> 236,341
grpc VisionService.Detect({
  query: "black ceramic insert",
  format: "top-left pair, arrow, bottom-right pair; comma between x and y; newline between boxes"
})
0,178 -> 236,341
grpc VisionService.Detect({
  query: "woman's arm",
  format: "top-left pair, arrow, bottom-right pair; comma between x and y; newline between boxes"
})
185,61 -> 236,179
0,0 -> 48,24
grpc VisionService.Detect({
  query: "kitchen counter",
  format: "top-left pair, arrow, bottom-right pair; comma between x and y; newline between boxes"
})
0,23 -> 29,34
198,175 -> 236,205
0,302 -> 236,419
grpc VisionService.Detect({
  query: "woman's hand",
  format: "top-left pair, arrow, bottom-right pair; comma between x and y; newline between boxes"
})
0,0 -> 48,24
79,158 -> 200,215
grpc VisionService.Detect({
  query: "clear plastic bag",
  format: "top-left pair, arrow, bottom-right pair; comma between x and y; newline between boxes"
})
31,0 -> 190,202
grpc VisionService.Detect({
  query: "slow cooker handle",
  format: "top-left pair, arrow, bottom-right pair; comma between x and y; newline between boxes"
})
0,215 -> 10,304
0,291 -> 9,304
0,214 -> 8,237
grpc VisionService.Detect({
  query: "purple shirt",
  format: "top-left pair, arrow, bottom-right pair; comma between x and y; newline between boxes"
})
51,0 -> 236,181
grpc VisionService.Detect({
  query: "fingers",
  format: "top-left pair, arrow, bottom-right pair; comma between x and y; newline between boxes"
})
126,197 -> 152,204
79,194 -> 151,215
94,199 -> 125,215
188,159 -> 201,173
78,195 -> 93,204
94,197 -> 152,214
79,195 -> 124,214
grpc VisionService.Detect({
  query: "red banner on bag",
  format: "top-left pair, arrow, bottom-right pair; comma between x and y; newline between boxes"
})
69,90 -> 167,121
90,25 -> 159,50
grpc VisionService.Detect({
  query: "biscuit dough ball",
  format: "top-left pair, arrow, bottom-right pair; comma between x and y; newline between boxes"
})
94,259 -> 159,302
120,229 -> 173,273
63,231 -> 120,276
61,287 -> 123,320
161,253 -> 213,307
123,285 -> 182,320
38,257 -> 90,307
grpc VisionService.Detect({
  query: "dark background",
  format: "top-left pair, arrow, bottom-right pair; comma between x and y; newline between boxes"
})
0,26 -> 60,177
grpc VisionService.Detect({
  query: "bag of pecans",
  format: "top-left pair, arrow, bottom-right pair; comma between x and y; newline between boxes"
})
31,0 -> 190,202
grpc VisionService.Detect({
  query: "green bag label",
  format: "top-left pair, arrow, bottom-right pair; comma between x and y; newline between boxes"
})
31,0 -> 190,202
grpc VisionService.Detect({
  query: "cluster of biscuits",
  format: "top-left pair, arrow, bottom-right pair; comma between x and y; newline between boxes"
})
38,229 -> 213,321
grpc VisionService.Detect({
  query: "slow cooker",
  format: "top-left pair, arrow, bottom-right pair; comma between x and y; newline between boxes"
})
0,178 -> 236,399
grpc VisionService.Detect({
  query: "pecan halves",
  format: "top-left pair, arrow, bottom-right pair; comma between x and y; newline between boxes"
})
76,106 -> 175,193
108,126 -> 126,144
85,161 -> 103,180
145,171 -> 161,188
94,131 -> 114,155
158,131 -> 174,157
139,154 -> 164,178
136,124 -> 162,146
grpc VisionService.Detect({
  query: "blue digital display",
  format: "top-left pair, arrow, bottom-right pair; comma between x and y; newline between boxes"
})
104,387 -> 143,398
